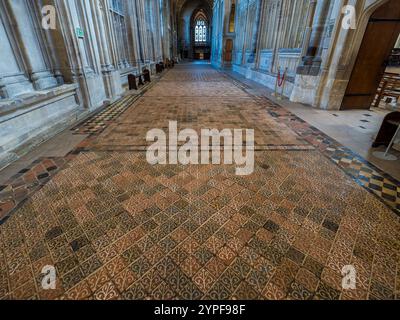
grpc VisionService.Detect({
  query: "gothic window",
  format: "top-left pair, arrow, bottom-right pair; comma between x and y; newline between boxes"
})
195,25 -> 199,42
195,19 -> 207,43
229,3 -> 236,33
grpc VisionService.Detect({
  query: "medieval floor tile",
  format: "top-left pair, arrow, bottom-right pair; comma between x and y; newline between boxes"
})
0,64 -> 398,301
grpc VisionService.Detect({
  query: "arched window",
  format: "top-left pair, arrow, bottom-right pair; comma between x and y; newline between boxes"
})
229,3 -> 236,33
195,19 -> 207,43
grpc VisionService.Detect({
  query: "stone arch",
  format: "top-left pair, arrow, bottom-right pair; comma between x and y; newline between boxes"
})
318,0 -> 391,109
191,8 -> 210,44
339,0 -> 390,76
177,0 -> 212,59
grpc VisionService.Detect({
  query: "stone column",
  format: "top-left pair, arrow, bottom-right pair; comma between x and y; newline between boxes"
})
92,0 -> 122,99
271,0 -> 284,72
151,0 -> 163,62
5,0 -> 58,90
0,7 -> 33,99
134,0 -> 147,65
124,0 -> 140,67
255,0 -> 268,69
94,0 -> 114,73
247,0 -> 262,64
30,0 -> 64,85
240,0 -> 250,65
297,0 -> 331,75
160,0 -> 171,60
55,0 -> 107,110
138,0 -> 151,64
145,0 -> 156,63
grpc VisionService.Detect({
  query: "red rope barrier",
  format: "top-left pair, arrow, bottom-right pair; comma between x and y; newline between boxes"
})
277,69 -> 285,87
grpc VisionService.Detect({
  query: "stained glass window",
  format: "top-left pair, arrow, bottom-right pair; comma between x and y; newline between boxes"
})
195,20 -> 207,43
195,25 -> 199,42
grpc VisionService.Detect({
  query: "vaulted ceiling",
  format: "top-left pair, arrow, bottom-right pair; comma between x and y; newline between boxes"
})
174,0 -> 214,13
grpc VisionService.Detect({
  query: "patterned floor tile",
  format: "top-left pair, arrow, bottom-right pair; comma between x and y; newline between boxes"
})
0,157 -> 66,222
0,64 -> 399,301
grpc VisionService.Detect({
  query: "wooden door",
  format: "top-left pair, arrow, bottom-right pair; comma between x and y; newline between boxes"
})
224,39 -> 233,63
341,0 -> 400,110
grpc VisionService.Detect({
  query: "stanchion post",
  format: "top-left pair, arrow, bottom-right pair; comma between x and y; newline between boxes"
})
272,66 -> 280,97
280,67 -> 288,99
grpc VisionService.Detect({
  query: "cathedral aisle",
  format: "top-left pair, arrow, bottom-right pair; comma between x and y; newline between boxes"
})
0,64 -> 399,300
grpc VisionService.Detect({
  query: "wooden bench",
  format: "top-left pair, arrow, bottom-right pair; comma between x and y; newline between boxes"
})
128,69 -> 151,91
156,59 -> 176,74
164,58 -> 175,69
156,62 -> 164,73
373,72 -> 400,108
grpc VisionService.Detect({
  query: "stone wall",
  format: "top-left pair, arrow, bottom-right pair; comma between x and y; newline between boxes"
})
211,0 -> 389,110
0,0 -> 174,169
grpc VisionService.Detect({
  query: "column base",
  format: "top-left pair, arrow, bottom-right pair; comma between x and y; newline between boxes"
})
0,73 -> 33,98
102,69 -> 123,101
31,71 -> 59,90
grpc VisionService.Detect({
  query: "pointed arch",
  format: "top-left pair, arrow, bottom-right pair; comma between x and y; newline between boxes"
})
193,10 -> 208,43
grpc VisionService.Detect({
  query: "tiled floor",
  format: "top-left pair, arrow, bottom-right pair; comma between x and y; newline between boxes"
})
91,96 -> 308,151
224,69 -> 400,181
0,64 -> 399,300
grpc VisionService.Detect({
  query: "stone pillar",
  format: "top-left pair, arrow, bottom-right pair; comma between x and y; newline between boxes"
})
271,0 -> 284,73
254,1 -> 268,69
297,0 -> 331,75
29,0 -> 65,85
255,0 -> 268,69
125,0 -> 141,67
0,3 -> 34,99
55,0 -> 107,110
136,0 -> 150,64
145,0 -> 156,63
93,0 -> 122,99
247,0 -> 262,64
160,0 -> 171,60
240,0 -> 250,65
151,0 -> 163,62
94,0 -> 114,73
5,0 -> 58,90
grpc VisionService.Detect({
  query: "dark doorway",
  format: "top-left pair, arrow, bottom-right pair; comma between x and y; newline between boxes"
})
341,0 -> 400,110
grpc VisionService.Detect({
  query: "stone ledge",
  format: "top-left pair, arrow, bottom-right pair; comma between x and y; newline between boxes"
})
0,84 -> 79,121
0,84 -> 81,170
119,67 -> 138,77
